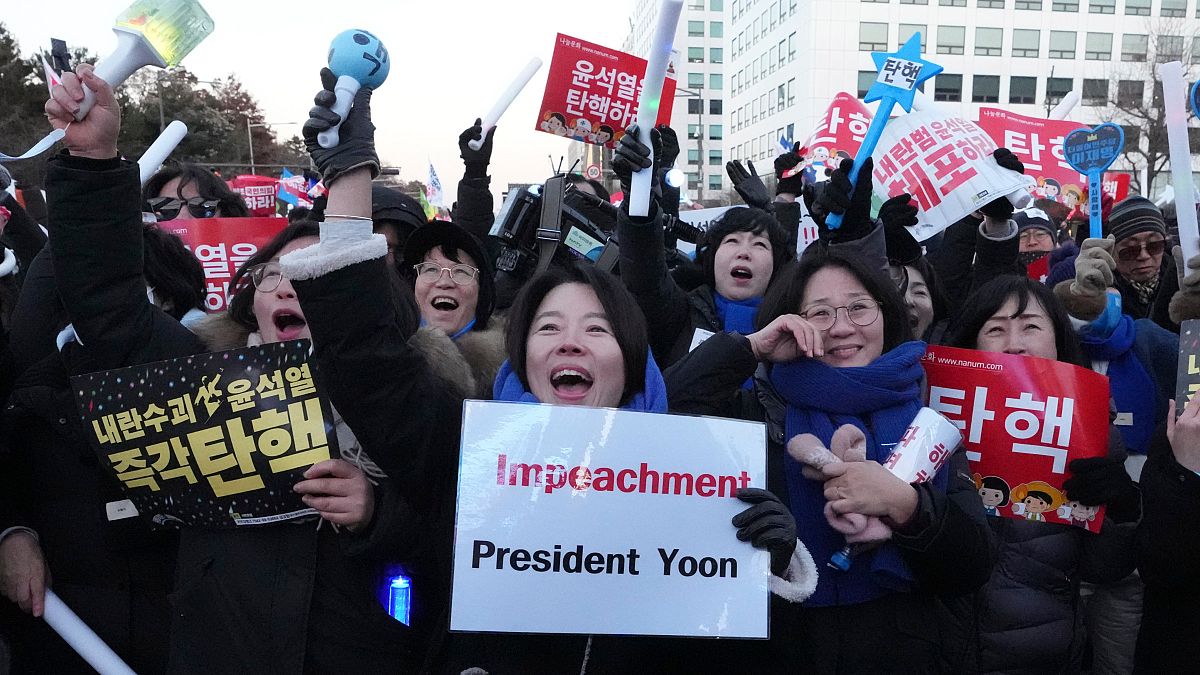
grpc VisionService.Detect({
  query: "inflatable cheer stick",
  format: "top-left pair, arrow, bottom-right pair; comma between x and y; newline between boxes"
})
138,120 -> 188,186
628,0 -> 684,218
826,34 -> 941,230
1063,124 -> 1124,240
1158,62 -> 1199,263
468,58 -> 544,151
318,29 -> 391,149
43,589 -> 136,675
829,408 -> 961,571
76,0 -> 215,122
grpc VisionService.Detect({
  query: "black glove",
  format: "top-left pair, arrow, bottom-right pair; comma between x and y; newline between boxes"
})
725,160 -> 772,210
774,142 -> 805,196
611,124 -> 662,212
732,488 -> 797,577
657,124 -> 680,169
977,148 -> 1024,221
302,67 -> 380,186
458,117 -> 495,180
993,147 -> 1025,175
816,157 -> 875,243
1064,457 -> 1141,524
880,194 -> 922,265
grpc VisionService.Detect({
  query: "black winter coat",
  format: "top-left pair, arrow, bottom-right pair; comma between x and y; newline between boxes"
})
1115,253 -> 1179,334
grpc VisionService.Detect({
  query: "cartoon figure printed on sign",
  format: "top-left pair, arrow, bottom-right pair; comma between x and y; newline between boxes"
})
802,146 -> 834,184
1062,184 -> 1083,210
1059,500 -> 1100,531
1010,481 -> 1066,522
973,474 -> 1011,517
569,117 -> 593,141
1039,178 -> 1062,202
540,112 -> 570,137
591,124 -> 616,146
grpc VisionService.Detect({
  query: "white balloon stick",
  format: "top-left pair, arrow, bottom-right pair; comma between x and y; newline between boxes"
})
1158,61 -> 1200,262
1048,91 -> 1079,120
469,58 -> 544,151
43,589 -> 137,675
138,121 -> 189,186
630,0 -> 684,217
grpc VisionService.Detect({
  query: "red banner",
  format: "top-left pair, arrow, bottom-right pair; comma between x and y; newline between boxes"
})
227,175 -> 280,217
796,92 -> 872,185
535,33 -> 676,149
977,108 -> 1130,208
922,346 -> 1111,530
158,217 -> 288,313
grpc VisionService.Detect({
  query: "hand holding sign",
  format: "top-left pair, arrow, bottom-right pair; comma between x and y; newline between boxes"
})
826,33 -> 941,230
1062,124 -> 1124,239
44,66 -> 120,160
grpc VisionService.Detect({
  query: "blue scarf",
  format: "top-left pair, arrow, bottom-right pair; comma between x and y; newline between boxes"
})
492,350 -> 668,413
1080,314 -> 1155,454
713,293 -> 762,335
769,341 -> 942,607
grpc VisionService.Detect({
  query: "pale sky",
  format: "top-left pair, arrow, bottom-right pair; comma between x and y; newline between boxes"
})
3,0 -> 636,194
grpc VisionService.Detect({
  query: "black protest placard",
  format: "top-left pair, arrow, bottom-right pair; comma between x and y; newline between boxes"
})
1176,320 -> 1200,417
71,340 -> 339,527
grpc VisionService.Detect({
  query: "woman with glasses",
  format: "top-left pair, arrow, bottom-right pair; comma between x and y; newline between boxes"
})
142,163 -> 249,222
664,249 -> 995,672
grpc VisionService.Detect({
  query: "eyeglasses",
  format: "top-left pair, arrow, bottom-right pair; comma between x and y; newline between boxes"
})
801,298 -> 882,331
1116,239 -> 1166,262
145,196 -> 220,221
246,261 -> 285,293
1019,230 -> 1053,242
412,262 -> 480,285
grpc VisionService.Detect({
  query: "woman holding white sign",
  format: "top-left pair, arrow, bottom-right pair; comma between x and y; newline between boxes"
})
664,249 -> 995,672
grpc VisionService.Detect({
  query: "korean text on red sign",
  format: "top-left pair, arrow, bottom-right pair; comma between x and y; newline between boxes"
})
158,216 -> 287,313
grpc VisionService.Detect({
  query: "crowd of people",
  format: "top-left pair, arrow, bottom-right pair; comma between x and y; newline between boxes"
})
0,59 -> 1197,675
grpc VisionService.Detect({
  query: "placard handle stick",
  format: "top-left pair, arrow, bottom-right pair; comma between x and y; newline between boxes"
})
1086,169 -> 1105,240
469,58 -> 543,151
1158,61 -> 1199,262
824,98 -> 894,230
138,120 -> 188,186
43,589 -> 137,675
629,0 -> 684,218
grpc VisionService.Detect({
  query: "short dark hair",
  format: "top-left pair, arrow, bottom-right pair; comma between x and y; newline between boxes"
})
143,163 -> 250,218
142,224 -> 205,319
1026,490 -> 1054,504
696,207 -> 791,292
505,262 -> 648,407
564,173 -> 611,203
946,275 -> 1084,367
981,476 -> 1011,506
758,249 -> 914,351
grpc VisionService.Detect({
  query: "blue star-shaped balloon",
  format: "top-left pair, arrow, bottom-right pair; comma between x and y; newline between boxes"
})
866,33 -> 943,112
825,33 -> 942,230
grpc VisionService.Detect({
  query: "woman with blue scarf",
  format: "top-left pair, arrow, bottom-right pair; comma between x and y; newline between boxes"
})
665,249 -> 995,672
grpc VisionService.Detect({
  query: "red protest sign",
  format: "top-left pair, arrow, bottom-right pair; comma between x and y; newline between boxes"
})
535,33 -> 676,149
977,108 -> 1130,209
158,217 -> 288,313
796,92 -> 872,185
922,346 -> 1111,531
227,175 -> 280,217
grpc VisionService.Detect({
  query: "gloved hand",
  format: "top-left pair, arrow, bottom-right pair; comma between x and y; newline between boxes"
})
732,488 -> 798,576
657,124 -> 680,169
725,159 -> 772,210
458,117 -> 495,179
774,142 -> 805,196
1064,456 -> 1140,523
879,193 -> 918,231
302,67 -> 380,186
880,194 -> 922,265
977,148 -> 1025,221
815,157 -> 875,243
1055,236 -> 1115,321
1169,245 -> 1200,324
993,147 -> 1025,174
611,124 -> 662,213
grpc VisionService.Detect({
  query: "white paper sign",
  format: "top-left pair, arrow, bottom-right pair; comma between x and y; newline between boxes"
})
450,400 -> 769,638
871,108 -> 1035,241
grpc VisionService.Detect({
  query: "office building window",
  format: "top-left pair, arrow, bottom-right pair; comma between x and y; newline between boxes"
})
789,32 -> 797,60
972,75 -> 1001,102
899,24 -> 927,50
1082,78 -> 1109,106
1085,32 -> 1112,60
1158,35 -> 1185,61
860,22 -> 888,51
1010,76 -> 1037,104
976,27 -> 1003,56
710,21 -> 723,38
709,150 -> 723,166
1013,29 -> 1040,57
688,98 -> 703,114
711,0 -> 724,9
777,84 -> 786,110
1126,0 -> 1149,16
787,78 -> 795,106
1051,1 -> 1078,10
708,174 -> 722,190
709,124 -> 723,140
688,21 -> 704,37
688,72 -> 704,88
900,0 -> 929,3
1014,0 -> 1041,7
710,73 -> 723,90
979,0 -> 1004,7
1049,30 -> 1076,58
1046,77 -> 1073,104
687,149 -> 700,164
710,47 -> 723,63
934,74 -> 963,101
940,0 -> 967,5
863,0 -> 889,3
688,47 -> 704,63
1121,126 -> 1140,148
710,99 -> 723,115
1117,80 -> 1144,106
1089,0 -> 1114,13
938,25 -> 966,54
1122,34 -> 1148,61
1162,0 -> 1185,17
688,124 -> 701,140
858,70 -> 875,98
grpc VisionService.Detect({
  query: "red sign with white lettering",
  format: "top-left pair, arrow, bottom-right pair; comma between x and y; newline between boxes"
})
158,217 -> 288,312
922,345 -> 1111,530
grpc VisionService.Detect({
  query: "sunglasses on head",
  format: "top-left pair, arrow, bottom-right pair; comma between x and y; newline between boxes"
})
145,196 -> 220,222
1116,239 -> 1166,262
